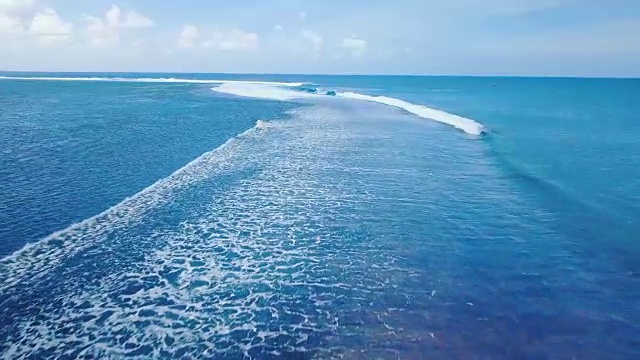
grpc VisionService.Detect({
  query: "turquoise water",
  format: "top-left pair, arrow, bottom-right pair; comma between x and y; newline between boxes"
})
0,73 -> 638,359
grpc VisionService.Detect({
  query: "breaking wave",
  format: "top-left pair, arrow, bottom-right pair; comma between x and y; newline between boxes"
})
212,82 -> 485,136
337,92 -> 485,136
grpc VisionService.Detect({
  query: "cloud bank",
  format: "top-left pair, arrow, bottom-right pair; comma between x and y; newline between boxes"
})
1,0 -> 639,76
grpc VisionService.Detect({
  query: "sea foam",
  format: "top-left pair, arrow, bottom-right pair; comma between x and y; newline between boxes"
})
212,82 -> 316,101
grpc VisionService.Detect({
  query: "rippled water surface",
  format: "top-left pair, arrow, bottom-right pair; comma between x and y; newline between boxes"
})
1,74 -> 638,359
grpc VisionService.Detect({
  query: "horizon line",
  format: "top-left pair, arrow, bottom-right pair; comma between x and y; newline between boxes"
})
1,70 -> 639,80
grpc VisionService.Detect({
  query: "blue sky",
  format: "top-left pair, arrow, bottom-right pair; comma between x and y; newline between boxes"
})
1,0 -> 639,76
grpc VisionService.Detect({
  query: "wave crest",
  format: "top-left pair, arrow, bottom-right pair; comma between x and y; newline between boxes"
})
337,92 -> 485,136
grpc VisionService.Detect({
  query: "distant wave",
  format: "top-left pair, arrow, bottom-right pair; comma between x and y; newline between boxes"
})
0,76 -> 303,87
213,82 -> 486,136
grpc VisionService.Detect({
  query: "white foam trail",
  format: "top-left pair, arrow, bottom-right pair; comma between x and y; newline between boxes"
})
337,92 -> 485,136
0,75 -> 303,87
0,120 -> 272,291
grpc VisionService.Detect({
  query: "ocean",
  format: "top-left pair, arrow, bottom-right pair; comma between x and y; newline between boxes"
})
0,73 -> 638,359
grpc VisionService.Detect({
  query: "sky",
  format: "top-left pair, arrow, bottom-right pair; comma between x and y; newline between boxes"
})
1,0 -> 639,76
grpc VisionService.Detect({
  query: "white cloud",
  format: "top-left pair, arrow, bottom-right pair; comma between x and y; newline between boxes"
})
0,1 -> 74,46
274,24 -> 283,31
84,15 -> 116,46
0,0 -> 34,12
0,0 -> 35,35
105,4 -> 120,27
212,29 -> 258,50
301,31 -> 323,54
179,24 -> 199,48
299,11 -> 307,20
84,15 -> 114,47
102,5 -> 153,28
180,26 -> 258,51
84,5 -> 154,47
28,7 -> 72,43
123,10 -> 154,28
178,25 -> 260,51
0,12 -> 23,34
341,37 -> 367,58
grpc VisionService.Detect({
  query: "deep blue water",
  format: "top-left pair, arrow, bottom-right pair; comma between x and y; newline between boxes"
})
0,73 -> 638,359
